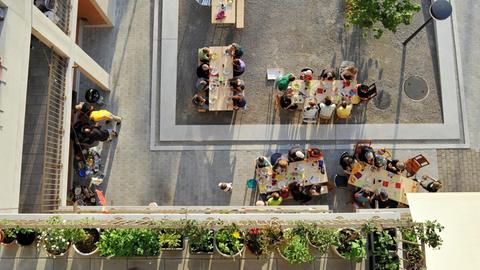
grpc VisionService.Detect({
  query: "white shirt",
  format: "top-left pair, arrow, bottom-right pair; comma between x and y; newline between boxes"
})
319,103 -> 336,118
303,105 -> 319,119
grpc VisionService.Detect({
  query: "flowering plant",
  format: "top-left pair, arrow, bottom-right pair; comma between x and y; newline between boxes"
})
38,217 -> 87,256
214,224 -> 244,256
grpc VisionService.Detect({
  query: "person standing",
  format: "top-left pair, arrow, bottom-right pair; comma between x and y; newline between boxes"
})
218,182 -> 233,192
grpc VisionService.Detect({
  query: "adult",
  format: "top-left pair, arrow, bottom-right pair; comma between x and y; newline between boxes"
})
336,101 -> 352,119
357,84 -> 376,100
320,69 -> 336,91
276,73 -> 296,91
303,100 -> 319,121
195,78 -> 209,92
386,159 -> 405,174
288,146 -> 305,162
356,145 -> 375,164
279,88 -> 298,111
289,182 -> 312,204
267,192 -> 283,206
229,78 -> 245,92
271,152 -> 289,173
231,89 -> 247,110
374,155 -> 387,169
192,94 -> 209,112
300,67 -> 314,81
255,156 -> 272,168
75,102 -> 122,124
198,47 -> 211,63
339,152 -> 355,174
341,66 -> 358,81
196,63 -> 210,79
233,58 -> 246,77
369,188 -> 389,208
419,175 -> 442,192
227,43 -> 244,58
353,188 -> 373,208
307,148 -> 322,159
319,97 -> 336,119
77,125 -> 117,145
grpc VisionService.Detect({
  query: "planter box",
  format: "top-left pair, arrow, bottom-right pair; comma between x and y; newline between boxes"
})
160,238 -> 185,251
368,229 -> 399,270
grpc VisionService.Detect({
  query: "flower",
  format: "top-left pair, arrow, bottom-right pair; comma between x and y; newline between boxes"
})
232,232 -> 241,239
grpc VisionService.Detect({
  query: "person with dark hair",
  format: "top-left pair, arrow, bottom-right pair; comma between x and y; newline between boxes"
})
74,102 -> 122,125
192,94 -> 209,112
307,148 -> 322,159
369,188 -> 389,208
289,182 -> 312,204
300,67 -> 314,81
229,78 -> 245,91
276,73 -> 296,91
340,153 -> 355,174
336,101 -> 352,119
386,159 -> 405,174
233,58 -> 246,77
198,47 -> 211,63
255,156 -> 272,168
319,96 -> 336,119
353,188 -> 374,208
77,125 -> 117,145
195,78 -> 209,92
288,145 -> 305,162
227,43 -> 244,58
196,63 -> 210,79
419,175 -> 443,192
356,145 -> 375,164
374,155 -> 387,169
320,69 -> 336,91
279,87 -> 298,111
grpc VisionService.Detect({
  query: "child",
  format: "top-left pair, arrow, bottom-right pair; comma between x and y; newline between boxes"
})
267,192 -> 283,206
218,182 -> 233,192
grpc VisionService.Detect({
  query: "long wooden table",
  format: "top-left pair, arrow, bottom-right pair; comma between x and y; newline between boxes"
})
211,0 -> 236,24
255,156 -> 328,194
291,79 -> 358,105
348,163 -> 418,205
208,46 -> 234,111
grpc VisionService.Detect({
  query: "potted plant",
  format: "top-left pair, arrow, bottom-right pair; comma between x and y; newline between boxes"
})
214,223 -> 245,257
97,228 -> 160,257
184,221 -> 214,255
259,222 -> 284,256
159,229 -> 184,251
399,228 -> 423,270
278,228 -> 314,264
0,229 -> 16,246
332,228 -> 367,262
370,229 -> 400,270
73,229 -> 100,256
306,226 -> 337,256
245,227 -> 262,256
14,228 -> 37,246
38,217 -> 87,257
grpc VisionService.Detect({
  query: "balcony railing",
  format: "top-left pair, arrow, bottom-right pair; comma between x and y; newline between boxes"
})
34,0 -> 71,34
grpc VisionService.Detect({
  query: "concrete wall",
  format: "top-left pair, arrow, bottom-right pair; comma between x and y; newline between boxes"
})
93,0 -> 116,26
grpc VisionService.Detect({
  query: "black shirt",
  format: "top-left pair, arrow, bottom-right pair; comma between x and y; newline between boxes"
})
280,95 -> 298,110
288,147 -> 305,162
370,195 -> 389,208
386,159 -> 402,174
340,156 -> 353,171
357,146 -> 374,163
80,127 -> 109,144
196,65 -> 210,79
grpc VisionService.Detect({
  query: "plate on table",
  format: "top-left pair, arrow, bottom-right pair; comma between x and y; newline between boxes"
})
211,67 -> 219,75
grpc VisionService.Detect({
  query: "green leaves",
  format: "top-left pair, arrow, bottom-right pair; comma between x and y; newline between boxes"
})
345,0 -> 421,39
307,226 -> 337,256
214,224 -> 245,256
158,230 -> 182,249
185,221 -> 214,253
334,228 -> 367,262
280,229 -> 314,264
96,229 -> 160,257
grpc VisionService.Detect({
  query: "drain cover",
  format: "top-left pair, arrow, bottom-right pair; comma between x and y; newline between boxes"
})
404,76 -> 429,101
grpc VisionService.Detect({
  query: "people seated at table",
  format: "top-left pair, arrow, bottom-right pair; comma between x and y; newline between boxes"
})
355,145 -> 375,164
303,100 -> 319,122
339,152 -> 355,174
279,88 -> 298,111
300,67 -> 314,81
231,89 -> 247,110
340,66 -> 358,81
270,153 -> 289,173
319,96 -> 336,119
353,188 -> 373,209
276,73 -> 296,91
192,94 -> 209,112
233,59 -> 246,77
369,188 -> 389,208
267,192 -> 283,206
255,156 -> 272,168
279,186 -> 290,199
386,159 -> 405,174
227,43 -> 244,58
336,101 -> 352,119
229,78 -> 245,91
289,182 -> 312,204
288,146 -> 306,162
419,175 -> 443,192
196,78 -> 209,92
196,63 -> 210,79
198,47 -> 211,63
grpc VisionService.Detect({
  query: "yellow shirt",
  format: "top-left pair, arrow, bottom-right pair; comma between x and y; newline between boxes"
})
90,110 -> 112,122
336,105 -> 352,118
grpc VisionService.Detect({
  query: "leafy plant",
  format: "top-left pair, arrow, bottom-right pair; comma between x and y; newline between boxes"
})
38,217 -> 87,256
245,227 -> 262,256
344,0 -> 421,38
158,230 -> 183,249
334,228 -> 367,262
415,220 -> 443,249
259,222 -> 284,255
400,228 -> 424,267
279,229 -> 314,264
373,230 -> 400,270
3,228 -> 17,239
215,224 -> 245,256
96,228 -> 160,257
307,226 -> 337,255
185,220 -> 214,253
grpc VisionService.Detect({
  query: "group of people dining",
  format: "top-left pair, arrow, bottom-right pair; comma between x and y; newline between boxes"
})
254,146 -> 327,206
339,144 -> 443,209
193,43 -> 247,111
275,64 -> 377,123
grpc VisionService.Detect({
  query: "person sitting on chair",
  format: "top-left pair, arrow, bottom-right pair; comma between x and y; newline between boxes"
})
198,47 -> 211,63
369,188 -> 389,208
300,67 -> 314,81
276,73 -> 296,92
289,182 -> 312,204
419,175 -> 443,192
353,188 -> 373,209
320,69 -> 336,90
303,100 -> 319,122
255,156 -> 272,169
267,192 -> 283,206
192,94 -> 209,112
279,87 -> 298,111
386,159 -> 405,174
195,78 -> 209,92
355,145 -> 375,164
196,63 -> 210,79
229,78 -> 245,92
227,43 -> 244,58
374,155 -> 387,170
233,59 -> 246,77
340,153 -> 356,174
230,89 -> 247,110
319,96 -> 336,119
336,101 -> 352,119
341,66 -> 358,81
288,146 -> 306,162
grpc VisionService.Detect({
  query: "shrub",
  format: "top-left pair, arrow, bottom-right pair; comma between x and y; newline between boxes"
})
97,229 -> 160,257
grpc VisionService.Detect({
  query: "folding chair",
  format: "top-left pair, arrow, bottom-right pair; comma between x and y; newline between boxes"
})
360,82 -> 378,104
405,154 -> 430,177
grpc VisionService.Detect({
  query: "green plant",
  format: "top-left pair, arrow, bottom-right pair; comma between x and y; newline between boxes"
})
3,228 -> 16,239
335,228 -> 367,262
279,229 -> 314,264
307,226 -> 337,255
400,228 -> 424,267
415,220 -> 443,249
185,220 -> 214,253
344,0 -> 421,38
96,228 -> 160,257
38,217 -> 87,256
259,222 -> 284,255
373,230 -> 400,270
158,230 -> 182,249
215,224 -> 245,256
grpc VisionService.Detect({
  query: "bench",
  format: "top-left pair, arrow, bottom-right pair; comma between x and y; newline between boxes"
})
236,0 -> 244,28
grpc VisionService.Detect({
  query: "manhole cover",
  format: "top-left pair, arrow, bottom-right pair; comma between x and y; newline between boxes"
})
403,76 -> 429,101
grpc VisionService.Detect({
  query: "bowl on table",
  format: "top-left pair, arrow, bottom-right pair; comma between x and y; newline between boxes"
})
210,67 -> 219,76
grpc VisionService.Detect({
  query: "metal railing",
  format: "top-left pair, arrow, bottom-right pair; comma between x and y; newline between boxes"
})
35,0 -> 72,35
40,51 -> 67,213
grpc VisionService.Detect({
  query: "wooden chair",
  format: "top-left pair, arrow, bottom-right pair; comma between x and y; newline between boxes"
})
353,140 -> 372,158
360,83 -> 378,104
236,0 -> 245,28
405,154 -> 430,177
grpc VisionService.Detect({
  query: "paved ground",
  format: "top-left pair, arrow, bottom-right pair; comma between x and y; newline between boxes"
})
175,0 -> 443,125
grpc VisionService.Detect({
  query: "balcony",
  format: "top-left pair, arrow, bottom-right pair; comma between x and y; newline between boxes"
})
34,0 -> 72,35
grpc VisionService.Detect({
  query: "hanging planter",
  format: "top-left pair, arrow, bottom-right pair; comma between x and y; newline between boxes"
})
331,228 -> 367,262
15,229 -> 37,246
73,229 -> 100,256
214,224 -> 245,258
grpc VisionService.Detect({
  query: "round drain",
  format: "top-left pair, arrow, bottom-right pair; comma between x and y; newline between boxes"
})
403,76 -> 429,101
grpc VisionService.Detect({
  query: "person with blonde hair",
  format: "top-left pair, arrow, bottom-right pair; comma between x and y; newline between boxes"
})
341,66 -> 358,81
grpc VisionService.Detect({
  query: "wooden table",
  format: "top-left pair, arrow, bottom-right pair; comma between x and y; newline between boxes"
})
208,46 -> 234,111
348,163 -> 418,205
291,79 -> 358,105
255,156 -> 328,194
211,0 -> 236,24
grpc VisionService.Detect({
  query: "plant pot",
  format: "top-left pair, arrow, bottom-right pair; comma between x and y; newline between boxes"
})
160,237 -> 185,251
188,230 -> 215,255
369,228 -> 397,254
332,228 -> 366,262
46,242 -> 72,257
214,230 -> 245,258
0,230 -> 15,246
16,231 -> 37,246
73,229 -> 100,256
